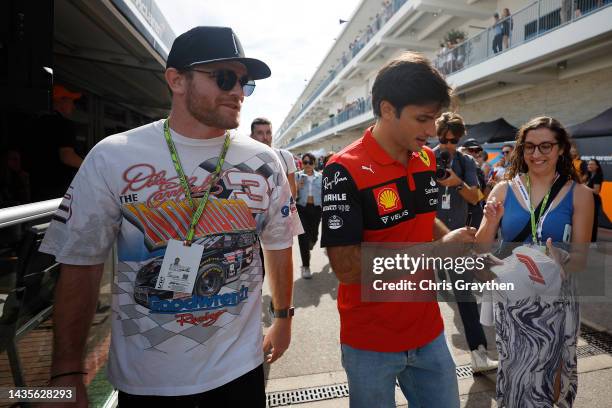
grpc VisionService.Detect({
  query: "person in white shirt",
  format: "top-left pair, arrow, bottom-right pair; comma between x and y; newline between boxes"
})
40,26 -> 302,407
250,117 -> 297,198
250,117 -> 300,280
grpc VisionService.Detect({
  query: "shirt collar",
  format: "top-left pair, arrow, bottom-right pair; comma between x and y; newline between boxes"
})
363,127 -> 396,166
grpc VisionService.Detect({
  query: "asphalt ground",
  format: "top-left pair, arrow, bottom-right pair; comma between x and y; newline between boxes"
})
261,237 -> 612,407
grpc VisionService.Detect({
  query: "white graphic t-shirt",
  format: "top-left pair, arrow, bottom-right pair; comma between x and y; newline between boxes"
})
40,120 -> 302,396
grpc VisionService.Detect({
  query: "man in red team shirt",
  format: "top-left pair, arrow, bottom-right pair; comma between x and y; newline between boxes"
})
321,53 -> 475,408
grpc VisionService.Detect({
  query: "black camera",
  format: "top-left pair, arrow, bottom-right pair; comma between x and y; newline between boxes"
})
436,150 -> 451,180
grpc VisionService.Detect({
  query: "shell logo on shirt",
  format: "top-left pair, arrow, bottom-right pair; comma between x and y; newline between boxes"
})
373,184 -> 402,215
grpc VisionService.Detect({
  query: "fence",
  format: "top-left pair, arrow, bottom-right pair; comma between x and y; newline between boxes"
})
288,96 -> 372,148
279,0 -> 408,136
435,0 -> 612,76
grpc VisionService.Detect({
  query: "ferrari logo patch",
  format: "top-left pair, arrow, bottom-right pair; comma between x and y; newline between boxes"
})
418,150 -> 430,167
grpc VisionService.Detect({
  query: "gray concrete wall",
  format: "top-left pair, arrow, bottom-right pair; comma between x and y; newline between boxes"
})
458,67 -> 612,128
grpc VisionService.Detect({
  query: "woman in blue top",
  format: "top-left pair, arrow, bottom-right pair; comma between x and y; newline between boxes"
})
476,117 -> 593,407
295,153 -> 323,279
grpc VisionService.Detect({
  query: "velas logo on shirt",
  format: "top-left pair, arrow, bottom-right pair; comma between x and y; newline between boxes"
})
373,184 -> 402,215
418,150 -> 430,167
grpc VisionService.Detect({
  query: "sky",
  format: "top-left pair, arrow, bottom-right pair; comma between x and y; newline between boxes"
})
156,0 -> 361,138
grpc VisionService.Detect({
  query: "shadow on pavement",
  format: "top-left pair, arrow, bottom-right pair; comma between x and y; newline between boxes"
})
261,261 -> 340,387
262,262 -> 338,328
461,379 -> 497,407
439,289 -> 497,358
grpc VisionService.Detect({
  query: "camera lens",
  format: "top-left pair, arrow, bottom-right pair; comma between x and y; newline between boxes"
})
436,168 -> 450,179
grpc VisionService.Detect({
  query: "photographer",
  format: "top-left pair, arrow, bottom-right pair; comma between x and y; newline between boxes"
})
434,112 -> 497,373
434,113 -> 481,224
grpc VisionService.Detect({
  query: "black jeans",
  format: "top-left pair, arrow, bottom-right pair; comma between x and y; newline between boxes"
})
297,203 -> 322,267
117,364 -> 265,408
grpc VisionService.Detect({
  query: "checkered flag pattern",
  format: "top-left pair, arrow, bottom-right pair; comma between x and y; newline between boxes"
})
113,257 -> 263,352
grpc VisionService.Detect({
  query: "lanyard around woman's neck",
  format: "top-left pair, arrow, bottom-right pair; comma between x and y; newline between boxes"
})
514,173 -> 559,245
162,119 -> 231,244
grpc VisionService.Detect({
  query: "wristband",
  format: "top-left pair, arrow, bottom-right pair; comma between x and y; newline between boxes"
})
269,302 -> 295,319
50,371 -> 88,380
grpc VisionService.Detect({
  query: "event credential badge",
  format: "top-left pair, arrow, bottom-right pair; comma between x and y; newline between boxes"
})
155,239 -> 204,293
441,193 -> 451,210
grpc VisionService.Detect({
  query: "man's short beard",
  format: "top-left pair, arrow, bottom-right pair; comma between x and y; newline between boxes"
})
186,85 -> 239,130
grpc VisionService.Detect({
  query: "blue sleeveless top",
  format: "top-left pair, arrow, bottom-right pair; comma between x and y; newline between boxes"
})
501,182 -> 575,243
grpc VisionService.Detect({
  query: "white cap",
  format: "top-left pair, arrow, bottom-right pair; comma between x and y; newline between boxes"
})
491,245 -> 564,302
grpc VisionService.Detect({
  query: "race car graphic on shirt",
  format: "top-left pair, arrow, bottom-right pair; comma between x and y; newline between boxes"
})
122,198 -> 257,310
133,232 -> 256,310
107,144 -> 296,354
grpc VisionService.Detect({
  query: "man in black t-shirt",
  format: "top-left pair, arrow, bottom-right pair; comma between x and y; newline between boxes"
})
29,85 -> 84,202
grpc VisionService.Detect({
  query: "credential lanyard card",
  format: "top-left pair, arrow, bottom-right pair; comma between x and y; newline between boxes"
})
155,239 -> 205,294
441,187 -> 451,210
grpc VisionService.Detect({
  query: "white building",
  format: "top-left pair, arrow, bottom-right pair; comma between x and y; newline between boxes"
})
275,0 -> 612,154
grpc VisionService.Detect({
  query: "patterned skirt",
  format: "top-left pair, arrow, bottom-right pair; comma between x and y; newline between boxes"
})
494,279 -> 579,408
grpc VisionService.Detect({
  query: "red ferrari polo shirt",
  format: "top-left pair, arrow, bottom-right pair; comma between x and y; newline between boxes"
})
321,127 -> 444,352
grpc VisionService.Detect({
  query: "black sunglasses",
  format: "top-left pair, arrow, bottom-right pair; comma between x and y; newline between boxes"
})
190,69 -> 256,96
302,160 -> 313,165
440,137 -> 460,144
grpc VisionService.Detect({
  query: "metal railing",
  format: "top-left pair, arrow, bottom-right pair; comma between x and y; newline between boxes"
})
435,0 -> 612,76
287,96 -> 372,148
0,198 -> 116,404
0,199 -> 62,229
279,0 -> 407,137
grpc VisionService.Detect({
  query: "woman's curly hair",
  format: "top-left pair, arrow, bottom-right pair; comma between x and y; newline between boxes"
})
506,116 -> 579,182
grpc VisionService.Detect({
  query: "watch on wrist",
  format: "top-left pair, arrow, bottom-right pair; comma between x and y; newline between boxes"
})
456,182 -> 464,191
269,302 -> 295,318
